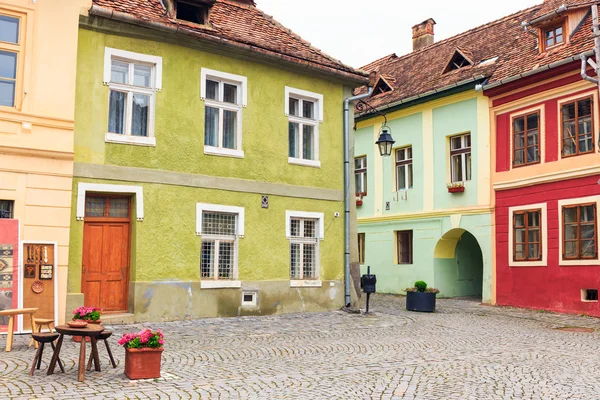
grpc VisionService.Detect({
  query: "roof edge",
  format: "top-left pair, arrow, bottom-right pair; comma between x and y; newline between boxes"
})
88,4 -> 368,84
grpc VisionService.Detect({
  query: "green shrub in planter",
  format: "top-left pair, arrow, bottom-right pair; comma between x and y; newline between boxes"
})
405,280 -> 439,312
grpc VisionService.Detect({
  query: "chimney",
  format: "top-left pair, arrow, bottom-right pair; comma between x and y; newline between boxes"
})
412,18 -> 436,51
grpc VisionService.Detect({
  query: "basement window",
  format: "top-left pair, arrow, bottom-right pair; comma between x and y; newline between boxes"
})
176,1 -> 208,25
582,289 -> 598,302
241,292 -> 257,307
443,50 -> 472,74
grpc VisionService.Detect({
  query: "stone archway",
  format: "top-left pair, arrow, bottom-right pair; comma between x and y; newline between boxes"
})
433,229 -> 483,298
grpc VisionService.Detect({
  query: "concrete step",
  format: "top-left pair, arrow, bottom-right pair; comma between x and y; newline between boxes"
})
100,313 -> 135,325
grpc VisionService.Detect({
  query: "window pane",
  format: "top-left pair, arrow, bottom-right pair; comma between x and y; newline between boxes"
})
515,244 -> 525,259
85,197 -> 105,217
303,243 -> 315,278
513,117 -> 525,133
133,64 -> 152,87
290,218 -> 300,237
108,90 -> 126,134
581,240 -> 596,257
0,15 -> 19,44
0,200 -> 13,219
578,99 -> 592,117
0,50 -> 16,80
580,133 -> 593,153
451,136 -> 462,150
528,229 -> 540,243
202,212 -> 236,236
289,97 -> 299,117
564,241 -> 577,258
581,205 -> 595,222
528,244 -> 540,259
302,125 -> 314,160
407,164 -> 413,189
396,149 -> 404,161
355,174 -> 362,194
288,122 -> 299,158
528,211 -> 540,227
451,154 -> 462,182
527,114 -> 538,130
564,207 -> 577,223
0,79 -> 15,107
562,103 -> 575,120
514,132 -> 525,149
465,153 -> 472,181
581,225 -> 595,240
514,213 -> 524,227
514,149 -> 524,165
223,110 -> 237,149
303,101 -> 315,119
223,83 -> 237,104
398,165 -> 406,190
131,93 -> 149,137
290,242 -> 300,279
407,147 -> 413,159
515,228 -> 525,243
304,219 -> 316,238
204,106 -> 219,146
218,241 -> 234,279
206,80 -> 219,101
201,241 -> 214,278
562,137 -> 576,156
465,134 -> 471,148
527,145 -> 539,163
564,225 -> 578,240
111,60 -> 129,84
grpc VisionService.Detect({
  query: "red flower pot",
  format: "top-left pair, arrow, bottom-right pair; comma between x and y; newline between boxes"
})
73,320 -> 102,342
447,186 -> 465,193
124,347 -> 164,380
356,200 -> 363,206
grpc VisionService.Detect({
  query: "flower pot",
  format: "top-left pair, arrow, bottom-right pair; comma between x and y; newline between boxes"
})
124,347 -> 164,380
406,291 -> 436,312
356,200 -> 363,206
73,320 -> 102,342
447,186 -> 465,193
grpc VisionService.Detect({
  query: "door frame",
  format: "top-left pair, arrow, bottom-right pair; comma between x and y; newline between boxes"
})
81,194 -> 132,313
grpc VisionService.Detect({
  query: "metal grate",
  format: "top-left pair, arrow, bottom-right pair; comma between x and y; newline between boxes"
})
289,218 -> 318,280
203,212 -> 237,236
201,212 -> 237,280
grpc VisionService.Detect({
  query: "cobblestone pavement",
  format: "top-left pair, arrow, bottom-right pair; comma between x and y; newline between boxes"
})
1,295 -> 600,399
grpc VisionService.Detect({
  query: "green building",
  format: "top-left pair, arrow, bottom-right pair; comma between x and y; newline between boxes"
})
66,0 -> 366,322
355,19 -> 495,302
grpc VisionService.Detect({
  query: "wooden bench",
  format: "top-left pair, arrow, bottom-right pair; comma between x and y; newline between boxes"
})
0,308 -> 38,352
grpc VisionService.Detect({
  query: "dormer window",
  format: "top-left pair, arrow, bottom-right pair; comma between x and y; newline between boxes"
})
372,78 -> 392,96
176,0 -> 209,25
443,49 -> 472,74
544,24 -> 564,49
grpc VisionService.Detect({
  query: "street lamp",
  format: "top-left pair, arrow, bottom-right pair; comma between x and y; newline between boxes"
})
376,125 -> 395,157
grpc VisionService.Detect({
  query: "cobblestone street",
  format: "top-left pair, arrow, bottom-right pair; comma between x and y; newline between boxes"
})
1,295 -> 599,399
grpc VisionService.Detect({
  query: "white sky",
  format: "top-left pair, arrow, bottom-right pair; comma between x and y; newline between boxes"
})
256,0 -> 541,68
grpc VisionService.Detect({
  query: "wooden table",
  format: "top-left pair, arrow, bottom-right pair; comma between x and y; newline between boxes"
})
0,308 -> 38,352
48,324 -> 105,382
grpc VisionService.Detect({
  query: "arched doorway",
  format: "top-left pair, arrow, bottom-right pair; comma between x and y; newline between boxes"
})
433,229 -> 483,299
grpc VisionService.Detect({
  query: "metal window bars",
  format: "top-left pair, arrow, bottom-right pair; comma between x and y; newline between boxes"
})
201,212 -> 238,279
289,218 -> 319,280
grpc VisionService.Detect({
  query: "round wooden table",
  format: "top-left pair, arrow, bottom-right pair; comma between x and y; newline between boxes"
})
47,324 -> 105,382
0,308 -> 38,351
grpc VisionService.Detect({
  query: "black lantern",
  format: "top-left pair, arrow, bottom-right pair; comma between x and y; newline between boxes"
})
376,125 -> 395,157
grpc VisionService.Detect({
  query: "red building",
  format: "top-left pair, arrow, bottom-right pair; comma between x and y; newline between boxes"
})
486,1 -> 600,316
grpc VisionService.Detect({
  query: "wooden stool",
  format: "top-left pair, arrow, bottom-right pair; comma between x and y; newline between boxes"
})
30,333 -> 64,376
87,330 -> 117,370
28,318 -> 55,349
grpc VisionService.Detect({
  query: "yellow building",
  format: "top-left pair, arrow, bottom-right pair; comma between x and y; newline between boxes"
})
0,0 -> 89,331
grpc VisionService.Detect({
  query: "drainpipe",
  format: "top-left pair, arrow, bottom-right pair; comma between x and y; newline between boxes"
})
581,5 -> 600,89
343,84 -> 373,307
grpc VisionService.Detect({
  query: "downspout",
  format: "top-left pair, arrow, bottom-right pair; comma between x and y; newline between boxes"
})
343,85 -> 373,307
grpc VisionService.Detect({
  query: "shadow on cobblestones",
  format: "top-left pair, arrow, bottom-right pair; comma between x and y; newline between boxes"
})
1,294 -> 599,399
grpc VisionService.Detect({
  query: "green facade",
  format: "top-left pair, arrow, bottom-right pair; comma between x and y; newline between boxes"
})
67,19 -> 359,322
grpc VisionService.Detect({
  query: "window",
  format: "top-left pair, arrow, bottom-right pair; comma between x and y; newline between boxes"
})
450,133 -> 471,183
513,209 -> 542,261
103,48 -> 162,146
358,233 -> 365,264
443,49 -> 472,73
395,147 -> 413,191
561,97 -> 594,157
289,218 -> 319,280
562,204 -> 597,260
84,196 -> 130,219
201,68 -> 246,158
176,1 -> 208,24
513,112 -> 540,166
544,24 -> 564,49
372,78 -> 392,96
241,292 -> 257,306
355,156 -> 367,195
0,200 -> 13,219
286,87 -> 323,167
396,230 -> 413,264
200,212 -> 238,280
0,14 -> 21,107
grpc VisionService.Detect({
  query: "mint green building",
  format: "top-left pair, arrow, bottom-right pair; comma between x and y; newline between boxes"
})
66,0 -> 366,322
355,20 -> 495,303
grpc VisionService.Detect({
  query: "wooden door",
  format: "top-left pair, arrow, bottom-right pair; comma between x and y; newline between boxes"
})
82,196 -> 130,313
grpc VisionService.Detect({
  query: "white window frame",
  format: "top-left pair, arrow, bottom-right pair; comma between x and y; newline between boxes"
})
201,68 -> 247,158
508,203 -> 548,267
395,146 -> 413,191
196,203 -> 245,288
103,47 -> 162,146
449,133 -> 472,183
558,195 -> 600,266
285,87 -> 323,168
286,211 -> 324,287
355,156 -> 367,195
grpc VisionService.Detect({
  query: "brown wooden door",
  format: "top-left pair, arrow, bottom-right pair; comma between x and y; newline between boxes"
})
82,196 -> 131,313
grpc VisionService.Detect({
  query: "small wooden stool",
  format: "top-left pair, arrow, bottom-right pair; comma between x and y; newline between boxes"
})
29,318 -> 55,349
87,330 -> 117,370
30,333 -> 64,375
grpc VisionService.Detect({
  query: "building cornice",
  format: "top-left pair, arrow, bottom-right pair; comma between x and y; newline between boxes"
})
357,206 -> 493,224
493,165 -> 600,191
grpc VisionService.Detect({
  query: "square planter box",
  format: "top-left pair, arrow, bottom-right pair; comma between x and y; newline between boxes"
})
447,186 -> 465,193
124,347 -> 164,379
406,291 -> 436,312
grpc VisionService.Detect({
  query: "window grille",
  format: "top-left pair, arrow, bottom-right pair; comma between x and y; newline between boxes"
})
201,212 -> 238,279
289,218 -> 319,279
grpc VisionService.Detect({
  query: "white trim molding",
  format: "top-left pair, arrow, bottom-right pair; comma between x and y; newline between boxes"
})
200,68 -> 248,107
494,165 -> 600,191
508,202 -> 548,267
290,280 -> 322,288
196,203 -> 245,237
284,86 -> 324,122
105,133 -> 156,147
285,210 -> 325,239
204,146 -> 244,159
103,47 -> 163,90
200,280 -> 242,289
558,195 -> 600,266
77,183 -> 144,221
288,157 -> 321,168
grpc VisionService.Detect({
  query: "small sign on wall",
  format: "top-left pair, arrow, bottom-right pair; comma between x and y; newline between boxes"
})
261,195 -> 269,209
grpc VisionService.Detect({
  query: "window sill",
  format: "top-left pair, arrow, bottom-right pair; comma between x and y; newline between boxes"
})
105,133 -> 156,147
204,146 -> 244,158
290,280 -> 322,288
200,280 -> 242,289
559,259 -> 600,267
288,158 -> 321,168
509,261 -> 547,267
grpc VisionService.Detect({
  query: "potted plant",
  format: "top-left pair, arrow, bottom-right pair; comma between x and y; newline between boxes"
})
118,329 -> 165,380
447,182 -> 465,193
356,193 -> 364,206
405,280 -> 439,312
72,306 -> 102,342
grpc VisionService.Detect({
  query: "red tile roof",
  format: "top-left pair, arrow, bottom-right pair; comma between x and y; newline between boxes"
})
358,0 -> 599,114
89,0 -> 367,83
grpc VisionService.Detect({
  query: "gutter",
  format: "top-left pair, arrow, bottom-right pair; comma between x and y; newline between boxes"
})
482,51 -> 594,91
523,4 -> 568,28
87,5 -> 368,85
